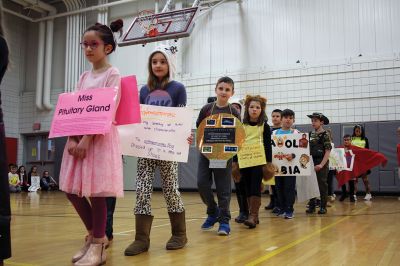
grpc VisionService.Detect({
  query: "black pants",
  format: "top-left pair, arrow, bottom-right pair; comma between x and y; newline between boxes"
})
234,179 -> 248,214
275,176 -> 296,213
105,197 -> 116,239
327,170 -> 335,195
197,155 -> 232,223
240,166 -> 263,197
341,181 -> 355,195
0,92 -> 11,260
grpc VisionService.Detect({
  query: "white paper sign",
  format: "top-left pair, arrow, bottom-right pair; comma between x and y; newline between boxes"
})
272,133 -> 311,176
118,105 -> 194,162
329,148 -> 348,170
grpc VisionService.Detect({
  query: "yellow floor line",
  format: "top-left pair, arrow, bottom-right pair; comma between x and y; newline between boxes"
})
5,261 -> 39,266
246,206 -> 369,266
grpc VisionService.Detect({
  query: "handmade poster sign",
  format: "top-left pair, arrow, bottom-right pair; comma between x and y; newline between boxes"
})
115,75 -> 141,125
272,133 -> 311,176
118,105 -> 193,162
49,87 -> 118,138
197,113 -> 245,168
237,125 -> 266,168
329,148 -> 349,170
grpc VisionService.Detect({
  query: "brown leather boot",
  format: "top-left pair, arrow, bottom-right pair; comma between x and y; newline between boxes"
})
124,214 -> 153,256
244,196 -> 261,229
166,211 -> 188,250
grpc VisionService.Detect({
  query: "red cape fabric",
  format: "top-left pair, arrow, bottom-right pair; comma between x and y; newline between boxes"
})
336,145 -> 387,187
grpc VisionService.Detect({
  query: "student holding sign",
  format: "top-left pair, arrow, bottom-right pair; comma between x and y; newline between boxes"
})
236,95 -> 273,229
125,45 -> 191,256
196,77 -> 241,236
58,20 -> 124,266
306,113 -> 332,215
273,109 -> 300,219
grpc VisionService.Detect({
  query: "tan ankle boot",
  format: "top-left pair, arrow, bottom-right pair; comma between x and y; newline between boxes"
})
124,214 -> 153,256
166,211 -> 187,250
244,196 -> 261,229
74,243 -> 106,266
72,235 -> 92,263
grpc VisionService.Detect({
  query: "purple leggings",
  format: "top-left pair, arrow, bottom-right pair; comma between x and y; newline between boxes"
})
66,193 -> 106,238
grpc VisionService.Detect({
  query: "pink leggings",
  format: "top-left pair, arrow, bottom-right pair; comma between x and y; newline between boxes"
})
66,193 -> 106,238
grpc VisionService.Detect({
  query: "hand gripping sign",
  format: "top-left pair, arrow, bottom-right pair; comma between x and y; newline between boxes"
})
196,113 -> 245,168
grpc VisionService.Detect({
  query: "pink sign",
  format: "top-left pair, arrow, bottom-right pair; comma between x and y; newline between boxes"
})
115,75 -> 141,125
49,87 -> 117,138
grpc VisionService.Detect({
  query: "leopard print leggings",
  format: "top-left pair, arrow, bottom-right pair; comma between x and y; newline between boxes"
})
134,157 -> 185,215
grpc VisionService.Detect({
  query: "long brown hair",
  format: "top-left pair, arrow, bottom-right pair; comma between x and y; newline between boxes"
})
243,95 -> 267,126
147,51 -> 170,91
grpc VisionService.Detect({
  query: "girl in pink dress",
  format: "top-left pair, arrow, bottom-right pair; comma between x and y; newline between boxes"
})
59,19 -> 123,266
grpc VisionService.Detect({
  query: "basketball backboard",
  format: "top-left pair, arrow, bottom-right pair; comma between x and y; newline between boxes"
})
119,7 -> 198,47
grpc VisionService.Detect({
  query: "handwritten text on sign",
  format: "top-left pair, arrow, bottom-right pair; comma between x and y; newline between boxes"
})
49,87 -> 117,138
272,133 -> 311,176
238,143 -> 266,168
118,105 -> 194,162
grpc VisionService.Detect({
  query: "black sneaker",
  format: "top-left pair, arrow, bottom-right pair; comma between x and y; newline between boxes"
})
339,194 -> 348,202
234,212 -> 248,223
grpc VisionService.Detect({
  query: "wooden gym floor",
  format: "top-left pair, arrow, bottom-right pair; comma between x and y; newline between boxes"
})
4,191 -> 400,266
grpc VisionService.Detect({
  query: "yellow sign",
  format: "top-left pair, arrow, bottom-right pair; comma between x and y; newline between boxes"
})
237,124 -> 266,168
262,176 -> 275,186
238,143 -> 266,168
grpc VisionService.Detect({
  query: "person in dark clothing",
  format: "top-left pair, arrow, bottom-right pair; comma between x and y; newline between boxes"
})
228,97 -> 249,224
306,112 -> 332,215
265,109 -> 282,212
0,2 -> 11,263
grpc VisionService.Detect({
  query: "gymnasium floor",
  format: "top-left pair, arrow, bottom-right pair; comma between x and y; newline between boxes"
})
4,191 -> 400,266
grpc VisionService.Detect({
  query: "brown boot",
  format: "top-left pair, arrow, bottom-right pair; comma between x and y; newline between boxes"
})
124,214 -> 153,256
244,196 -> 261,229
166,211 -> 188,250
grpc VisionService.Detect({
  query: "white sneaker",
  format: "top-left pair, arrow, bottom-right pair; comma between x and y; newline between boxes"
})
364,193 -> 372,201
354,195 -> 358,201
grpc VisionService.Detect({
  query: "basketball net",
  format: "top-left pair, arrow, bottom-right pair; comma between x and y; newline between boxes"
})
137,10 -> 159,37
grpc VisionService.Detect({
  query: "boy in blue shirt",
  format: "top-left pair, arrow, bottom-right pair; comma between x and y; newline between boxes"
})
273,109 -> 299,219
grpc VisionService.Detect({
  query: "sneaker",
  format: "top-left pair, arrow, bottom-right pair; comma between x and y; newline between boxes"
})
364,193 -> 372,201
284,211 -> 294,219
217,223 -> 230,235
350,195 -> 355,202
329,195 -> 335,202
318,208 -> 327,214
354,195 -> 358,201
271,207 -> 280,214
234,212 -> 248,223
339,194 -> 348,202
315,199 -> 321,207
201,215 -> 219,230
276,210 -> 285,217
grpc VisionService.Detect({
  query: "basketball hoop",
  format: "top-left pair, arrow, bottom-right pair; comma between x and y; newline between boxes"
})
137,10 -> 159,37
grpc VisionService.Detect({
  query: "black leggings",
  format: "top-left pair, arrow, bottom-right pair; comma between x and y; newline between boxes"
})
240,166 -> 263,197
